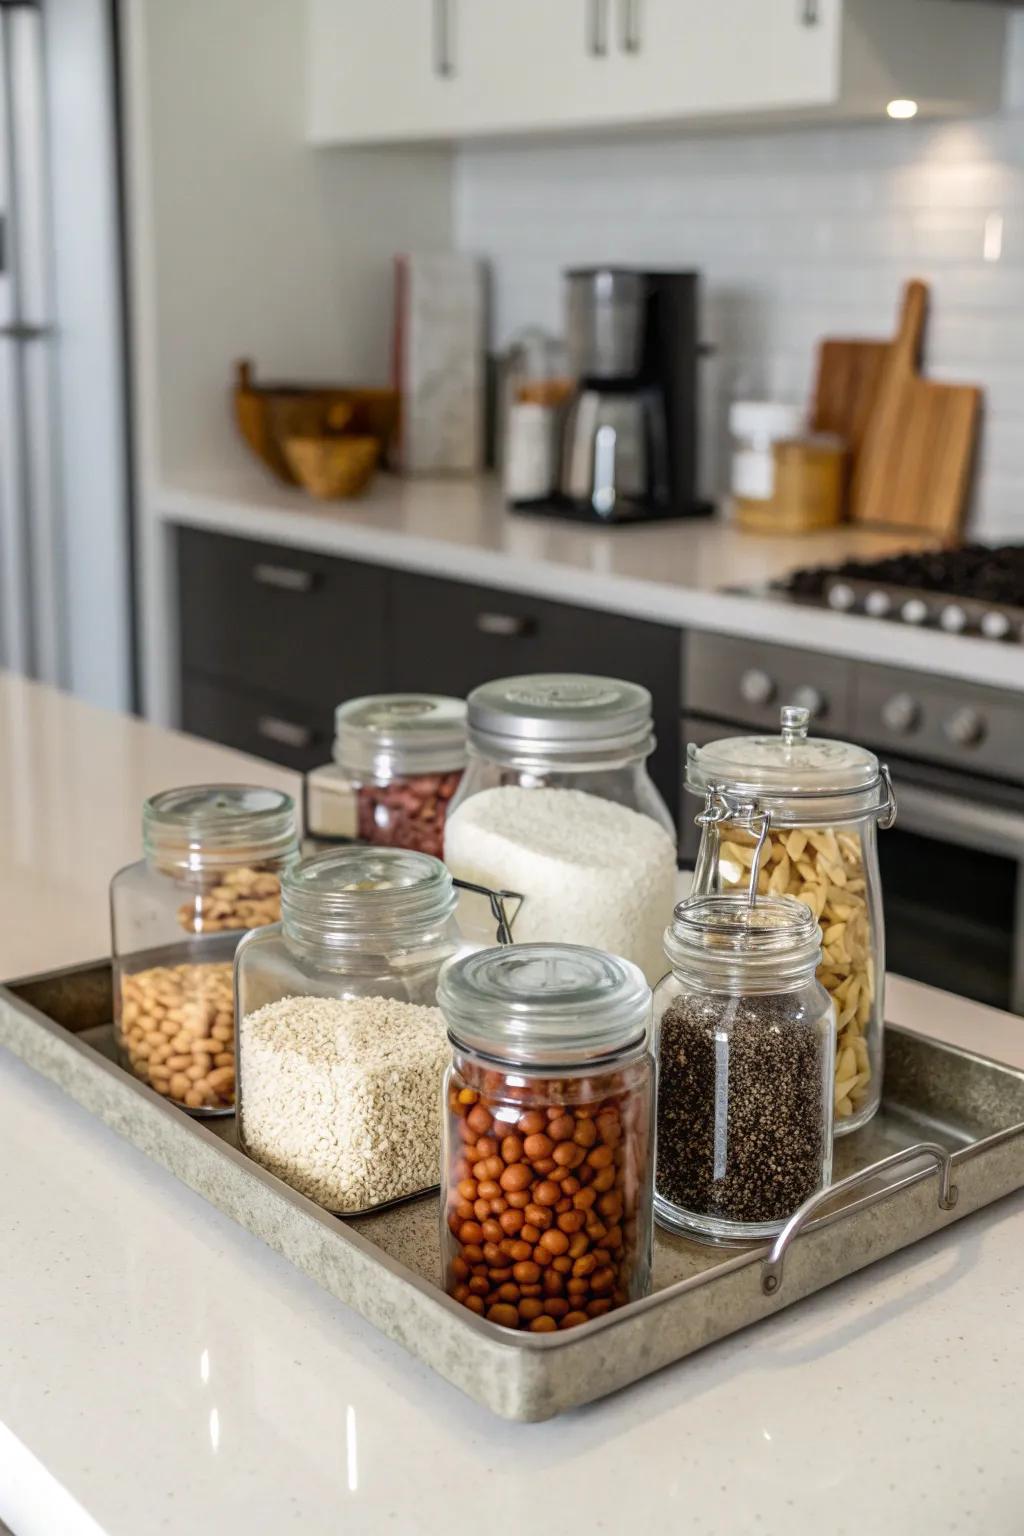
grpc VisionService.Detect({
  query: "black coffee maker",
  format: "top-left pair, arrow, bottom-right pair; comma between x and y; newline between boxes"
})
517,267 -> 709,525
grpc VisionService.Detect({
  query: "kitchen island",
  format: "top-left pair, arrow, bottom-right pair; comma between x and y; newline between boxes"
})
1,672 -> 1023,1536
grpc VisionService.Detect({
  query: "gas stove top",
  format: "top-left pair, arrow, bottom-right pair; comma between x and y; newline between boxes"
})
769,544 -> 1024,642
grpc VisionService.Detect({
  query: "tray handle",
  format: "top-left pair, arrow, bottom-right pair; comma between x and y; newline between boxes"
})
760,1141 -> 959,1297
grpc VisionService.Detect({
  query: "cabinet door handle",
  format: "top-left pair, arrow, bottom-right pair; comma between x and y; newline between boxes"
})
433,0 -> 455,77
252,563 -> 316,594
620,0 -> 641,53
799,0 -> 820,24
257,716 -> 314,750
475,611 -> 536,639
587,0 -> 610,57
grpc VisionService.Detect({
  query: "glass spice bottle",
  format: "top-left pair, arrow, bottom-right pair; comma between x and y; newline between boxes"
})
653,894 -> 835,1244
438,942 -> 655,1332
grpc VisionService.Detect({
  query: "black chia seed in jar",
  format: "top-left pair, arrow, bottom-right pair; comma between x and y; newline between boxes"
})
656,992 -> 826,1225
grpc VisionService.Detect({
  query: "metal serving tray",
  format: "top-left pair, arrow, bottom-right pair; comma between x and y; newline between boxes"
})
2,960 -> 1023,1422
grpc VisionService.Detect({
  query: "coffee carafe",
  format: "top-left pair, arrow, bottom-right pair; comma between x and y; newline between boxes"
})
555,267 -> 708,524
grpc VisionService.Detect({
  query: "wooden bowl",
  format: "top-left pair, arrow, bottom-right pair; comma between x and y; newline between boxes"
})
233,360 -> 398,484
283,434 -> 381,499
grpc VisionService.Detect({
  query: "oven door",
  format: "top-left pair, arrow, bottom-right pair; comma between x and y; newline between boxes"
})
681,719 -> 1024,1016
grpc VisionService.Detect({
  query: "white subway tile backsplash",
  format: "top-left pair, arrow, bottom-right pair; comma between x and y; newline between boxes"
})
456,17 -> 1024,537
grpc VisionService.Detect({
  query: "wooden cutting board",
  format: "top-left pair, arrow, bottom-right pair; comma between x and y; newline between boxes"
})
812,338 -> 896,465
849,280 -> 982,537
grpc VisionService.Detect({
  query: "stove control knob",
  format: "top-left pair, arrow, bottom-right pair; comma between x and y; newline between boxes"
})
827,582 -> 856,611
864,589 -> 892,617
881,692 -> 921,735
939,603 -> 968,634
943,707 -> 986,749
901,598 -> 929,625
981,610 -> 1012,640
791,684 -> 826,720
739,668 -> 776,707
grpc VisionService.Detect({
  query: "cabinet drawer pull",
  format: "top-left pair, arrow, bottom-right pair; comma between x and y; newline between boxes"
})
433,0 -> 455,77
587,0 -> 609,57
252,563 -> 316,594
620,0 -> 641,53
257,716 -> 314,750
475,612 -> 535,638
799,0 -> 819,24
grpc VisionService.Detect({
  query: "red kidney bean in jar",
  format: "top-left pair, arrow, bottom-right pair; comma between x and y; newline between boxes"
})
356,770 -> 463,858
438,944 -> 655,1333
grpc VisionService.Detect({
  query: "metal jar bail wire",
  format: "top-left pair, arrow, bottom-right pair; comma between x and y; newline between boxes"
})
695,786 -> 773,911
452,877 -> 523,945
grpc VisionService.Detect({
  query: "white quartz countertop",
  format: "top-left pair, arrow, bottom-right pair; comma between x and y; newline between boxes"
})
1,676 -> 1023,1535
160,456 -> 1024,692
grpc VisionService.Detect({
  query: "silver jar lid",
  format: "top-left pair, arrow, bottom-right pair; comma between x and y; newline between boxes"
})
686,707 -> 892,825
333,694 -> 467,778
439,942 -> 651,1066
466,674 -> 654,763
281,845 -> 458,951
143,784 -> 298,871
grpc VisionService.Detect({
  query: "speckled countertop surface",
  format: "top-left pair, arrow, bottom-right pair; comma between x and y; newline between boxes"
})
1,679 -> 1023,1534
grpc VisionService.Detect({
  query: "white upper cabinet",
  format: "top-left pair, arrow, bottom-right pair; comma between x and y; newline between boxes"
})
306,0 -> 1007,146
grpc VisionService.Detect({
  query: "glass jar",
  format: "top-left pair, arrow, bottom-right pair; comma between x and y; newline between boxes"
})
686,705 -> 895,1134
438,942 -> 655,1332
729,399 -> 805,524
305,693 -> 466,857
235,845 -> 464,1214
444,674 -> 678,985
653,894 -> 835,1244
110,784 -> 299,1116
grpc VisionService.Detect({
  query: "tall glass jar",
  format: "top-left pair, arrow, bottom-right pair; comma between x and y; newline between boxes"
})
686,706 -> 895,1134
110,785 -> 298,1115
653,894 -> 835,1244
235,845 -> 464,1214
438,942 -> 655,1332
444,675 -> 678,984
305,693 -> 467,856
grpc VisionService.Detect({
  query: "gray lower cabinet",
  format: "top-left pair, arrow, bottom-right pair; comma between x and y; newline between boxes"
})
176,526 -> 681,822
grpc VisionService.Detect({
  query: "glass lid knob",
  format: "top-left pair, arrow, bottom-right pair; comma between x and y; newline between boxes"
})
780,705 -> 810,744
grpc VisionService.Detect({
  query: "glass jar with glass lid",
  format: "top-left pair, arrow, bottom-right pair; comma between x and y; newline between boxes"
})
235,845 -> 465,1215
653,894 -> 835,1244
685,705 -> 895,1133
438,942 -> 655,1332
305,693 -> 467,857
444,675 -> 678,984
110,784 -> 299,1116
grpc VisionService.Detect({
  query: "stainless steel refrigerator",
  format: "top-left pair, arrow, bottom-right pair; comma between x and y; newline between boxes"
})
0,0 -> 132,709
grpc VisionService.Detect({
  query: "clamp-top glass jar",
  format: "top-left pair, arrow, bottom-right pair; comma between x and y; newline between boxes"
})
110,784 -> 299,1115
305,693 -> 467,856
444,675 -> 678,984
686,706 -> 896,1134
439,943 -> 655,1332
235,846 -> 465,1214
653,894 -> 834,1243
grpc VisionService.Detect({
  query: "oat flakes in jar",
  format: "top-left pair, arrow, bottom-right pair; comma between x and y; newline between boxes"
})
110,785 -> 298,1115
438,943 -> 655,1332
686,706 -> 896,1134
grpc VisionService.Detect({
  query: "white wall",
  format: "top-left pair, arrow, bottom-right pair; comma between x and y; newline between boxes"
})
455,15 -> 1024,541
126,0 -> 454,718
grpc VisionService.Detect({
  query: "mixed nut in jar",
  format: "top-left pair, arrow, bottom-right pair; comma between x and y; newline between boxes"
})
305,693 -> 466,857
438,943 -> 655,1332
686,705 -> 895,1133
235,845 -> 465,1214
653,895 -> 835,1244
109,785 -> 298,1115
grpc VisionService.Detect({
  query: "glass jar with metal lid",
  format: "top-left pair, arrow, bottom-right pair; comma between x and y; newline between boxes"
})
653,894 -> 834,1244
686,705 -> 896,1133
438,942 -> 655,1332
109,784 -> 299,1116
443,675 -> 678,984
305,693 -> 467,857
234,845 -> 465,1214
